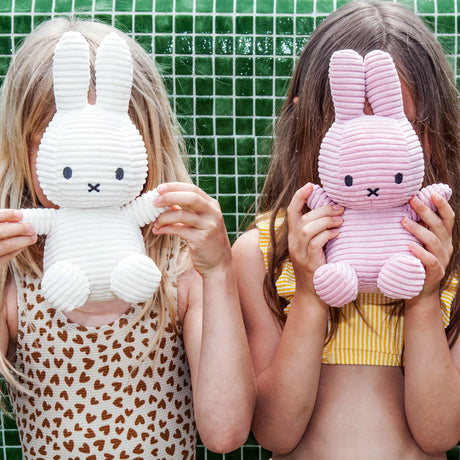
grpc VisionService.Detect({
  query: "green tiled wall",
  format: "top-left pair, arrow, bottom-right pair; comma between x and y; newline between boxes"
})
0,0 -> 459,459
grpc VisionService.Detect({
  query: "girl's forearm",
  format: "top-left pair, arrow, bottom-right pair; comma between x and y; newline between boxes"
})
193,262 -> 256,452
251,292 -> 328,453
404,293 -> 460,453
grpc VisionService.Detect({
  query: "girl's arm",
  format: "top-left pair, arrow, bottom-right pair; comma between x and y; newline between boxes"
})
232,184 -> 343,453
402,192 -> 460,454
152,182 -> 256,454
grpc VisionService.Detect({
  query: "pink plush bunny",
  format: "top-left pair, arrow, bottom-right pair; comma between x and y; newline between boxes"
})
305,49 -> 451,307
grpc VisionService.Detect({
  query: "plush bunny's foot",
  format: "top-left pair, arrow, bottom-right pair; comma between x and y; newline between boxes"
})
42,262 -> 90,312
313,262 -> 358,307
111,253 -> 162,304
377,255 -> 425,299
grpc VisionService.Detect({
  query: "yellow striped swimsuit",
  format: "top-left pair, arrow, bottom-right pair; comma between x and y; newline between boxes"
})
257,215 -> 457,366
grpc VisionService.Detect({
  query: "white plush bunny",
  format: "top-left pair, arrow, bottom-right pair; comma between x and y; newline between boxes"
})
21,31 -> 166,312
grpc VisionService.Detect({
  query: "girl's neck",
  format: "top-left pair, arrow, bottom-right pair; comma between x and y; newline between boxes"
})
62,298 -> 131,327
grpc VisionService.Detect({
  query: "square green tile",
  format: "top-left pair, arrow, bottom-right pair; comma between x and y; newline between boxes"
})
135,0 -> 153,12
175,0 -> 193,12
198,138 -> 215,156
215,16 -> 233,34
175,97 -> 194,116
276,36 -> 294,55
114,14 -> 133,32
13,15 -> 31,34
155,35 -> 173,54
296,0 -> 314,14
215,117 -> 233,135
195,77 -> 213,95
236,16 -> 253,34
95,0 -> 113,9
196,97 -> 213,115
0,15 -> 11,33
199,157 -> 216,174
236,0 -> 254,13
175,56 -> 193,75
176,36 -> 193,54
238,156 -> 255,174
256,79 -> 273,96
437,15 -> 455,34
74,0 -> 93,10
155,15 -> 172,33
196,117 -> 214,136
218,157 -> 235,174
115,0 -> 133,11
276,0 -> 294,13
235,57 -> 253,76
215,57 -> 233,76
256,0 -> 273,13
195,56 -> 213,75
155,55 -> 173,75
315,0 -> 334,13
439,35 -> 455,54
219,176 -> 236,193
256,98 -> 274,116
176,77 -> 193,95
215,36 -> 233,54
0,1 -> 12,12
135,34 -> 152,52
195,15 -> 213,34
236,36 -> 253,55
34,0 -> 53,12
176,14 -> 193,33
196,0 -> 214,12
296,16 -> 314,35
437,0 -> 454,13
215,97 -> 233,116
219,195 -> 236,213
215,77 -> 233,95
198,176 -> 217,194
195,36 -> 213,54
255,36 -> 273,55
255,57 -> 274,76
237,137 -> 255,155
276,17 -> 294,35
235,117 -> 253,135
416,0 -> 435,13
14,0 -> 32,12
236,98 -> 253,116
235,78 -> 252,96
135,15 -> 153,33
256,16 -> 274,34
216,0 -> 233,13
275,57 -> 294,76
155,0 -> 173,12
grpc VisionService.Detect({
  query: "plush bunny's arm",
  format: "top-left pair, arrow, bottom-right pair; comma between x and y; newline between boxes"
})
122,189 -> 167,227
20,208 -> 57,236
305,183 -> 335,210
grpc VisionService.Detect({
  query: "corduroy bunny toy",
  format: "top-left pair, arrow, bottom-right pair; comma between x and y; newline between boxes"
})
305,49 -> 452,307
21,31 -> 166,312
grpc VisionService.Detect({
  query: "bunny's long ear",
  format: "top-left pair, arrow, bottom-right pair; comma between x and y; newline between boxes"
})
364,50 -> 404,119
53,31 -> 90,111
95,33 -> 133,113
329,49 -> 365,122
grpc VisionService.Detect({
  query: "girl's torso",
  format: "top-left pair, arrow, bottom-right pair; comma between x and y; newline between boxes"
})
274,365 -> 446,460
8,275 -> 196,460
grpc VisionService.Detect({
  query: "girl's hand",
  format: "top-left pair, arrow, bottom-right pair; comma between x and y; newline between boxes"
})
0,210 -> 37,267
153,182 -> 232,278
287,184 -> 343,296
402,192 -> 454,298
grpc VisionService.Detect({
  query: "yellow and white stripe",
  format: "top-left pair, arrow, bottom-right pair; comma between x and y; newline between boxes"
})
257,213 -> 457,366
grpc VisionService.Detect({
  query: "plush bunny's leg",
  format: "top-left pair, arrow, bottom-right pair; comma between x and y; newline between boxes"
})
313,263 -> 358,307
111,253 -> 162,304
377,255 -> 425,299
42,262 -> 90,312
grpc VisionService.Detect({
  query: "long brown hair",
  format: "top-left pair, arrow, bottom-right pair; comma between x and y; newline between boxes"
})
258,1 -> 460,345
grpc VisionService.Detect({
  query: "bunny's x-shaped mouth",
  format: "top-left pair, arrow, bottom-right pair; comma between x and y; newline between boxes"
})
367,187 -> 379,197
88,183 -> 101,193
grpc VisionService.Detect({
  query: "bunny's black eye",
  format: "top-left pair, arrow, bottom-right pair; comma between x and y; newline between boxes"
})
63,167 -> 72,179
115,168 -> 124,180
344,175 -> 353,187
395,173 -> 403,184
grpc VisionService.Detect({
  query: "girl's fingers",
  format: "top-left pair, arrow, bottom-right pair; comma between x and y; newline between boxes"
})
154,208 -> 204,230
0,222 -> 36,240
0,209 -> 23,222
0,235 -> 37,259
287,184 -> 313,229
431,192 -> 455,233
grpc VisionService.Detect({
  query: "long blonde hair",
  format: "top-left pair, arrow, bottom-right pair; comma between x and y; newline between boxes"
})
0,18 -> 191,387
258,1 -> 460,345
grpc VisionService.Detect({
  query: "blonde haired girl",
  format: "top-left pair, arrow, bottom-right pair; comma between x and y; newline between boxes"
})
233,1 -> 460,458
0,18 -> 255,458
